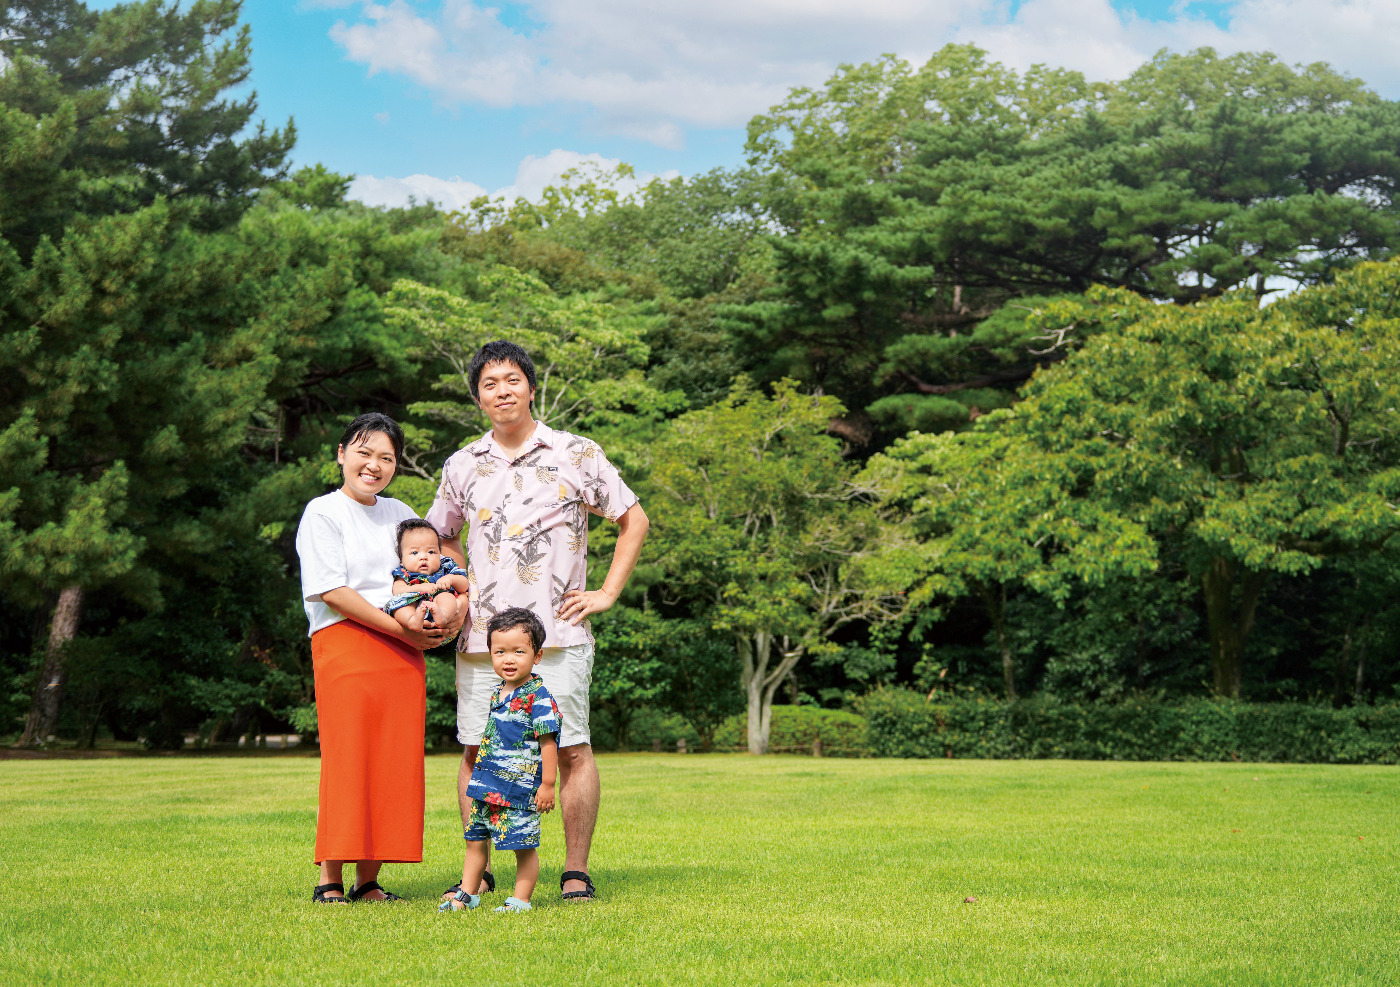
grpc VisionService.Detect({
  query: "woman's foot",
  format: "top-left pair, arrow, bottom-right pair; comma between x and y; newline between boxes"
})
347,880 -> 402,901
312,882 -> 348,903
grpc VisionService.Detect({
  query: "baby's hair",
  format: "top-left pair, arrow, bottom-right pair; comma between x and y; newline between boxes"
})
394,518 -> 441,557
487,607 -> 547,654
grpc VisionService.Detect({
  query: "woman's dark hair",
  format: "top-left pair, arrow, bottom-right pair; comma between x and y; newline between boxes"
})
467,341 -> 537,404
487,607 -> 547,654
394,518 -> 441,557
339,412 -> 405,462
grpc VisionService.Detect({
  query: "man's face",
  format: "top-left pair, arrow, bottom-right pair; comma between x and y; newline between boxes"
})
475,360 -> 535,430
400,529 -> 441,574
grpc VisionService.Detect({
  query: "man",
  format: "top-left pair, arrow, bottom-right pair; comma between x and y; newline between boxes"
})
427,339 -> 648,901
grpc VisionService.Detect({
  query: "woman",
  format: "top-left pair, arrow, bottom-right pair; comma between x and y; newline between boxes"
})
295,412 -> 463,902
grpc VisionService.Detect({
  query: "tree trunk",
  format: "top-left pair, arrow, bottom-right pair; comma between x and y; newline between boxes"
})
1333,622 -> 1355,708
982,584 -> 1016,700
736,630 -> 804,754
16,585 -> 85,747
1200,561 -> 1266,699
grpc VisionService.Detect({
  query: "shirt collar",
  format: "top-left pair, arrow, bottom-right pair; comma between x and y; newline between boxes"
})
468,421 -> 555,460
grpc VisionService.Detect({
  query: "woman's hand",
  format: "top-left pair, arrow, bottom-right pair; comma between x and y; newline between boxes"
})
399,625 -> 447,651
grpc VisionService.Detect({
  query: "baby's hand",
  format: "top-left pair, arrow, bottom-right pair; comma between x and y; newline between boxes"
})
535,782 -> 556,813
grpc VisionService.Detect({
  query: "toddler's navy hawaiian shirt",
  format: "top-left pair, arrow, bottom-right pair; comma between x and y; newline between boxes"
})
466,674 -> 561,810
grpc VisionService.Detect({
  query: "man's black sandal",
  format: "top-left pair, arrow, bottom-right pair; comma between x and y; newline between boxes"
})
442,870 -> 494,898
346,880 -> 403,902
312,882 -> 348,903
560,870 -> 597,901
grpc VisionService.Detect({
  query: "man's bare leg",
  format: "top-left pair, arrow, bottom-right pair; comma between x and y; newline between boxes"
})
444,746 -> 491,899
558,743 -> 600,895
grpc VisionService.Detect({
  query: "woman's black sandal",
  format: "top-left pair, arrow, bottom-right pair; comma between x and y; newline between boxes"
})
441,870 -> 494,899
560,870 -> 597,901
346,880 -> 403,902
312,882 -> 348,903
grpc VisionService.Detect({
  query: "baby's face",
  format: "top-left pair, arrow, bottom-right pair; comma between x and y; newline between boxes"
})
400,530 -> 442,574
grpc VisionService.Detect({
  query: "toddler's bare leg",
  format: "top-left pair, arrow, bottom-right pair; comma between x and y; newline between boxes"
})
512,848 -> 539,903
453,839 -> 490,910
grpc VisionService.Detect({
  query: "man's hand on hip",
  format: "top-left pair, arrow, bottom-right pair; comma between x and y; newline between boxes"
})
558,588 -> 617,625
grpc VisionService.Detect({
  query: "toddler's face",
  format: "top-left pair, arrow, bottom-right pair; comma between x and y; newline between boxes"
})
489,625 -> 542,689
400,529 -> 442,573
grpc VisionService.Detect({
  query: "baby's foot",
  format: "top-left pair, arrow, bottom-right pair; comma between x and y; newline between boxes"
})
494,897 -> 531,912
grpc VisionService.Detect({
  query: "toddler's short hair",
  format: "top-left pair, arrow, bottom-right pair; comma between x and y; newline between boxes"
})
487,607 -> 547,654
394,518 -> 440,557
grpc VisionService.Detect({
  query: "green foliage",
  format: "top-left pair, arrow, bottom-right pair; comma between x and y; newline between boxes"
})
646,377 -> 907,751
712,704 -> 871,756
859,688 -> 1400,763
737,44 -> 1400,437
385,267 -> 678,471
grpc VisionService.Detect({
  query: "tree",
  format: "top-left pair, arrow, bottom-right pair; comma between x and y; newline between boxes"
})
383,266 -> 679,479
734,45 -> 1400,440
863,429 -> 1156,698
646,379 -> 906,753
1005,260 -> 1400,697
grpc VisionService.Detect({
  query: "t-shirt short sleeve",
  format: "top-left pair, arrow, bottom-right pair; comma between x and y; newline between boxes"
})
426,453 -> 468,540
531,690 -> 562,740
579,441 -> 638,522
297,509 -> 349,603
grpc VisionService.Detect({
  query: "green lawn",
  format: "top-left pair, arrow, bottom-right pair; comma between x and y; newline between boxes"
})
1,754 -> 1395,985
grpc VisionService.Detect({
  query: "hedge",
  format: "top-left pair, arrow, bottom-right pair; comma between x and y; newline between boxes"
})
713,706 -> 871,756
855,689 -> 1400,763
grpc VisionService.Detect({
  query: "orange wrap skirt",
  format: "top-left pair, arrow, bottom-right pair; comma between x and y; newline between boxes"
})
312,620 -> 426,864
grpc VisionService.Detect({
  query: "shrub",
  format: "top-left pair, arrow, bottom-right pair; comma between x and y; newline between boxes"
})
713,705 -> 870,756
856,688 -> 1400,763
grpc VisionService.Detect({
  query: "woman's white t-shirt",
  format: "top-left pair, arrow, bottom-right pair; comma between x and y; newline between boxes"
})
296,490 -> 419,637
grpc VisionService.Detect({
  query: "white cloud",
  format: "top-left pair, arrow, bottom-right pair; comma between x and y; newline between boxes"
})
348,148 -> 680,210
325,1 -> 1400,149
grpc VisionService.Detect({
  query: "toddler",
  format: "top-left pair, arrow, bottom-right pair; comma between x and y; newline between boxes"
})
383,519 -> 471,632
440,607 -> 560,914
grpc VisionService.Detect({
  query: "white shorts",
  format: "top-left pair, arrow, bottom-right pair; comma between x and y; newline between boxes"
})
456,643 -> 594,748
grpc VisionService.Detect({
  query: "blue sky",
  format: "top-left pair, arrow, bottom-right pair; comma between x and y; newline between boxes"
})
132,1 -> 1400,208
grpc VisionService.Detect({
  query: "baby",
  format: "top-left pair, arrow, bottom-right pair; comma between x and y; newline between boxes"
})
440,607 -> 559,914
383,519 -> 471,632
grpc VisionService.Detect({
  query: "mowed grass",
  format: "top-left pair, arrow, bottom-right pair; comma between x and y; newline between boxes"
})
1,754 -> 1396,986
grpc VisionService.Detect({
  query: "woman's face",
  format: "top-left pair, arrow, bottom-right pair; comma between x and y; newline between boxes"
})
337,429 -> 398,505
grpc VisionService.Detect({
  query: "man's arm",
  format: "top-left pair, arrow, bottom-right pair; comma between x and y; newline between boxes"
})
558,501 -> 649,625
440,535 -> 465,569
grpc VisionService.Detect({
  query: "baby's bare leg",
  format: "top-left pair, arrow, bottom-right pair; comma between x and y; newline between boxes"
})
395,604 -> 425,633
512,848 -> 539,902
429,592 -> 459,627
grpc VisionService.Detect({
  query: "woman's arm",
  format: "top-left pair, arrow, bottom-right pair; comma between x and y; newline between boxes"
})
321,585 -> 445,651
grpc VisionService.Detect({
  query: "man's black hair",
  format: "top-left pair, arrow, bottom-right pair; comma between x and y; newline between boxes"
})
467,340 -> 537,405
394,518 -> 440,557
339,412 -> 405,462
487,607 -> 547,654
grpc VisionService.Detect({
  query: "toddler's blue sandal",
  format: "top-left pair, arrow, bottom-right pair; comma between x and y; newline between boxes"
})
560,870 -> 596,901
441,870 -> 494,900
438,890 -> 480,913
494,897 -> 532,912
